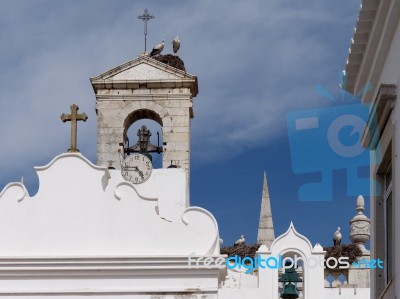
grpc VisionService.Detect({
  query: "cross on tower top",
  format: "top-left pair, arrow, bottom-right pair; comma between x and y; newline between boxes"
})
137,9 -> 155,53
60,104 -> 88,153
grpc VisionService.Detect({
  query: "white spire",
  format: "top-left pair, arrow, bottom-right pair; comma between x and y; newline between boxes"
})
257,172 -> 275,248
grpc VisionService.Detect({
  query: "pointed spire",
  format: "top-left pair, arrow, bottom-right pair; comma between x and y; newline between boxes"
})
257,172 -> 275,248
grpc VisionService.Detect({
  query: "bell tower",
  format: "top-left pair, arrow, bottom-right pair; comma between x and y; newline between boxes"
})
90,55 -> 198,174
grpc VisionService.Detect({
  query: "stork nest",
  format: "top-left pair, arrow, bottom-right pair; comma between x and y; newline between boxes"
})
220,243 -> 261,259
151,54 -> 186,72
323,243 -> 363,268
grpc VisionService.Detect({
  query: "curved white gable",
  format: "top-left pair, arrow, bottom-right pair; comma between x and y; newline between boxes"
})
270,221 -> 313,256
0,182 -> 28,202
261,222 -> 326,299
0,153 -> 220,257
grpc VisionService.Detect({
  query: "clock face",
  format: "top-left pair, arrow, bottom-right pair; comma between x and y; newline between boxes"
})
122,153 -> 153,184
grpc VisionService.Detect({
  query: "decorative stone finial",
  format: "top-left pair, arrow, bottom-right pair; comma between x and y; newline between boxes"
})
356,194 -> 365,214
349,195 -> 370,254
313,243 -> 323,252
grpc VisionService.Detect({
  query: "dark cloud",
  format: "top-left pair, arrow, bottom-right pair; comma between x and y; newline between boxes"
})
0,1 -> 360,211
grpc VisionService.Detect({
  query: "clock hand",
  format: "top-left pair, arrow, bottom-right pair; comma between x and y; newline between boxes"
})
129,166 -> 144,179
137,169 -> 144,179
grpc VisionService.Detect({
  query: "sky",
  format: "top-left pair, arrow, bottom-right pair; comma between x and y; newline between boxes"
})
0,0 -> 368,248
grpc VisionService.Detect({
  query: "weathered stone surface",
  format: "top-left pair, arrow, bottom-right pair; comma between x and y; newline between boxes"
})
91,55 -> 198,173
60,104 -> 88,153
257,172 -> 275,248
349,195 -> 370,254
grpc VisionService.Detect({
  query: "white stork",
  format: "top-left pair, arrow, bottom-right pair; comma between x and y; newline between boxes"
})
172,36 -> 180,54
234,235 -> 245,246
150,40 -> 165,56
333,227 -> 342,246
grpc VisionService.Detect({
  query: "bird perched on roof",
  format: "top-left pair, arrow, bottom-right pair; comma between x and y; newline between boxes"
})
150,40 -> 165,56
172,36 -> 180,54
333,227 -> 342,246
234,235 -> 245,246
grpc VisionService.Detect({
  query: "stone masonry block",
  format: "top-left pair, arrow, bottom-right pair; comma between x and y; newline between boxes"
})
165,108 -> 187,116
164,141 -> 190,151
163,151 -> 189,161
162,126 -> 190,133
97,134 -> 124,143
163,132 -> 190,142
97,127 -> 124,134
166,115 -> 189,124
99,119 -> 124,128
97,143 -> 121,153
167,102 -> 193,108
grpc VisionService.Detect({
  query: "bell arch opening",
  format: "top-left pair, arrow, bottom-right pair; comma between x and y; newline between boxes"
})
123,109 -> 163,137
123,109 -> 164,169
278,251 -> 305,299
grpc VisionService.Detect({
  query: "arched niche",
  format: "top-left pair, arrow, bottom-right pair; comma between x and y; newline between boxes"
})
123,109 -> 164,168
123,109 -> 163,140
270,223 -> 317,299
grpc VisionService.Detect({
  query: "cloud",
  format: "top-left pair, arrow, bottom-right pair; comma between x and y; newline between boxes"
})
0,0 -> 360,187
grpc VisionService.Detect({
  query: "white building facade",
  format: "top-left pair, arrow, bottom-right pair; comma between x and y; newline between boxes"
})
345,1 -> 400,298
0,53 -> 371,298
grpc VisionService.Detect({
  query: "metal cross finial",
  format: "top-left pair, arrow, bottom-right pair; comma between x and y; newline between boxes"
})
60,104 -> 88,153
137,9 -> 154,53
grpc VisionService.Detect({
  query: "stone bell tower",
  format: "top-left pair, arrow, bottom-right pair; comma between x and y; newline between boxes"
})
90,55 -> 198,173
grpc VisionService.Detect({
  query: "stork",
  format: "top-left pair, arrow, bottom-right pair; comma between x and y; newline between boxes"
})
234,234 -> 245,246
172,36 -> 180,54
150,40 -> 165,56
333,227 -> 342,246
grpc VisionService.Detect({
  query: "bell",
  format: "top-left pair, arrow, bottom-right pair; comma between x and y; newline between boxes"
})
280,282 -> 299,299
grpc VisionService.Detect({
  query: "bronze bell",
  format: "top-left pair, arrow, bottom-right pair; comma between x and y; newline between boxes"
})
279,261 -> 302,299
280,282 -> 299,299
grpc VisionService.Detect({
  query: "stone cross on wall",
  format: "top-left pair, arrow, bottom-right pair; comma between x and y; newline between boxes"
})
60,104 -> 88,153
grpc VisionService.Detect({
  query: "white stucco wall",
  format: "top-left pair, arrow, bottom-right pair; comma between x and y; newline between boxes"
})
369,12 -> 400,299
378,19 -> 400,86
0,153 -> 370,298
0,153 -> 220,257
0,153 -> 223,297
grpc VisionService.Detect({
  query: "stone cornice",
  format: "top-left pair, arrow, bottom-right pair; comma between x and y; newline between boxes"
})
361,84 -> 397,149
94,94 -> 194,101
0,256 -> 222,295
91,78 -> 198,94
90,56 -> 198,96
0,256 -> 224,275
345,0 -> 400,97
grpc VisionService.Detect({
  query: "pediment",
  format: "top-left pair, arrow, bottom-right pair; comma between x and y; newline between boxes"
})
90,56 -> 198,95
91,56 -> 196,81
